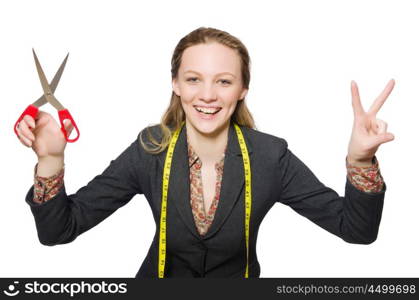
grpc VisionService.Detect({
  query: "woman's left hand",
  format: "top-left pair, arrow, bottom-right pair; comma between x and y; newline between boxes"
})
347,79 -> 395,166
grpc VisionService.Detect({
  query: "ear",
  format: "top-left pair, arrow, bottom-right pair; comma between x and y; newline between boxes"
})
172,78 -> 180,97
238,88 -> 248,101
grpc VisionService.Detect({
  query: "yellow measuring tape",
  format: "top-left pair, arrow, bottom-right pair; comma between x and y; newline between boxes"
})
158,121 -> 252,278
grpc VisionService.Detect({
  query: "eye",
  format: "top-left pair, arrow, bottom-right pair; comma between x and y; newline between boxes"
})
186,77 -> 231,85
219,79 -> 232,85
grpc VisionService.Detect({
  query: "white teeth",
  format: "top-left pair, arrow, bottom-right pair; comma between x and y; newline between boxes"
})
195,107 -> 221,114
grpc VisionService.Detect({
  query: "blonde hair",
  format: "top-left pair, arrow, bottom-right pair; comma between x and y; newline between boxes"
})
140,26 -> 256,154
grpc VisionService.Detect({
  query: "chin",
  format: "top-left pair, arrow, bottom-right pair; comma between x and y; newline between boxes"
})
192,121 -> 219,135
187,114 -> 229,137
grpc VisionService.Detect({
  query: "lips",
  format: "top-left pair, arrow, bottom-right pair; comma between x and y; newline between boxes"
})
193,105 -> 222,114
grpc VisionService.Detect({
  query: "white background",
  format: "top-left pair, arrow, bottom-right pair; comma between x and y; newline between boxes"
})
1,0 -> 417,277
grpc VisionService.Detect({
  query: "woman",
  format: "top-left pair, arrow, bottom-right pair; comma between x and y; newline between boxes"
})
17,27 -> 394,278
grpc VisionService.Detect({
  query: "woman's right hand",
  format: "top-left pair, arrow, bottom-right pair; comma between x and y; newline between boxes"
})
16,110 -> 73,159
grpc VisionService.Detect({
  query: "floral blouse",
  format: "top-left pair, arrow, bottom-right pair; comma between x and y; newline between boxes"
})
33,140 -> 384,236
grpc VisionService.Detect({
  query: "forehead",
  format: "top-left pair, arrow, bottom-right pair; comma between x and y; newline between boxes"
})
180,42 -> 241,74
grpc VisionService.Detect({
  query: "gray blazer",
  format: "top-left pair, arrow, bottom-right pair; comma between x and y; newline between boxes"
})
25,121 -> 386,278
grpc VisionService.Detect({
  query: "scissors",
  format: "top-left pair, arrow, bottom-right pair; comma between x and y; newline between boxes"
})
14,49 -> 80,142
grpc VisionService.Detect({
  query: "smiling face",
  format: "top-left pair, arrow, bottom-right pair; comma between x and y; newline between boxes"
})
172,42 -> 248,137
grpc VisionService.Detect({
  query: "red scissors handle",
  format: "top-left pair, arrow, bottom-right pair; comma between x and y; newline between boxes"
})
58,109 -> 80,142
14,105 -> 80,143
14,104 -> 39,137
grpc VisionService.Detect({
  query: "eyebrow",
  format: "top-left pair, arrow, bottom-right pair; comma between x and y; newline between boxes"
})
183,70 -> 236,78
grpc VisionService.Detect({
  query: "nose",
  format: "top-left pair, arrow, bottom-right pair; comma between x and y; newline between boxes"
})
198,82 -> 217,102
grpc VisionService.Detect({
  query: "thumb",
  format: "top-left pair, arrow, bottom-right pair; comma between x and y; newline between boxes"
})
63,119 -> 74,134
36,116 -> 49,127
375,132 -> 395,145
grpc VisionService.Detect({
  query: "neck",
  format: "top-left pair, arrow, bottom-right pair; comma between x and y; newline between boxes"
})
185,119 -> 230,164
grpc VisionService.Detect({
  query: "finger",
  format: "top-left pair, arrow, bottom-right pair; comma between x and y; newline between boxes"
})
36,115 -> 50,128
374,131 -> 395,146
35,110 -> 52,124
371,119 -> 394,146
23,115 -> 36,129
63,119 -> 74,134
18,119 -> 35,141
368,79 -> 395,116
17,131 -> 32,147
351,80 -> 365,117
369,118 -> 385,135
376,119 -> 388,135
32,111 -> 47,131
34,110 -> 44,120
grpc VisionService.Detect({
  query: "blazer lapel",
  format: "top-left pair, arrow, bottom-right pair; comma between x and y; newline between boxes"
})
156,121 -> 253,241
202,122 -> 253,240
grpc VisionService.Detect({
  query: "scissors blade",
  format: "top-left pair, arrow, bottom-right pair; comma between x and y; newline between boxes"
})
32,53 -> 69,107
32,49 -> 65,110
48,52 -> 69,92
32,93 -> 48,108
46,95 -> 65,110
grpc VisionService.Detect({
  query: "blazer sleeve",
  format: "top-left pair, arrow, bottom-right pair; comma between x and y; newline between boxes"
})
276,138 -> 385,244
24,137 -> 149,246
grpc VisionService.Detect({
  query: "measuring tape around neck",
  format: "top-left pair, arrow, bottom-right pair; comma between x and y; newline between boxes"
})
158,121 -> 252,278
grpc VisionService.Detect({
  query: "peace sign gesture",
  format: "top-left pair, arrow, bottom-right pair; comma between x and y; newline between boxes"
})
347,79 -> 395,166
